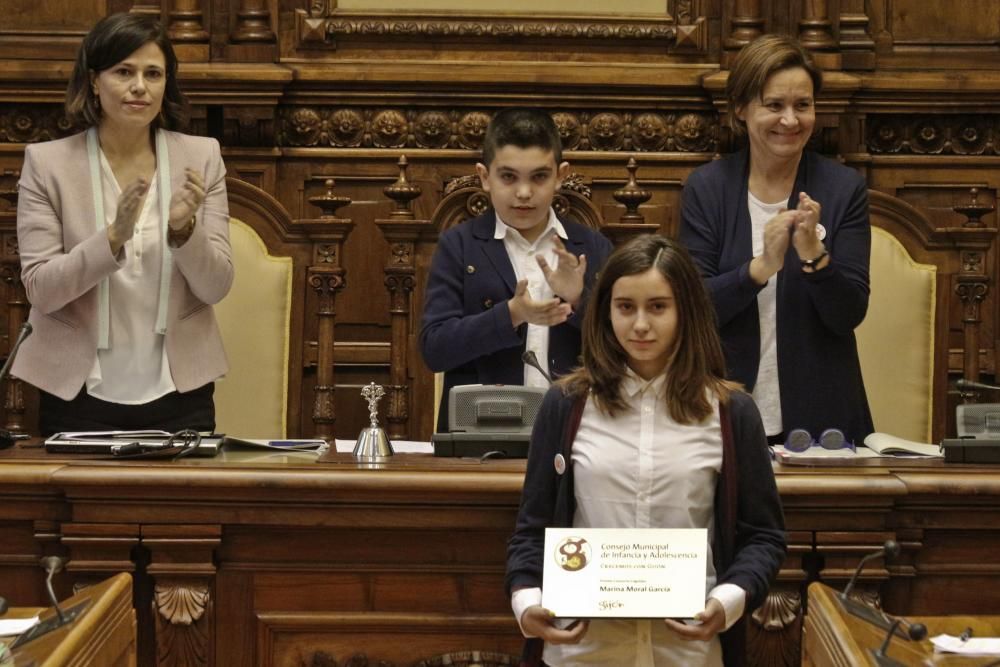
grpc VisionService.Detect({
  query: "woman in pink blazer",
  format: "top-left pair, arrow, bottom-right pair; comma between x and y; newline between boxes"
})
13,13 -> 233,435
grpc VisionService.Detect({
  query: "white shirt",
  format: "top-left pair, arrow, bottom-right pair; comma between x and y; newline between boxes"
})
512,370 -> 746,667
85,151 -> 176,404
494,208 -> 567,388
747,191 -> 785,436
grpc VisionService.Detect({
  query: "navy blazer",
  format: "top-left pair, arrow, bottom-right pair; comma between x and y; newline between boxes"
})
679,148 -> 874,445
420,210 -> 613,433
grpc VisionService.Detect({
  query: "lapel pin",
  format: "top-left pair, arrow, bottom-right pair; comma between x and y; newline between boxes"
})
554,453 -> 566,475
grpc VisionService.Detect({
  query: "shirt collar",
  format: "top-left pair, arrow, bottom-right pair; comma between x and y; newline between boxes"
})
493,207 -> 567,245
620,366 -> 667,400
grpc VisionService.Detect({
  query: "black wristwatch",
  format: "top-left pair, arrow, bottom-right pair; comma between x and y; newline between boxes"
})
800,250 -> 828,272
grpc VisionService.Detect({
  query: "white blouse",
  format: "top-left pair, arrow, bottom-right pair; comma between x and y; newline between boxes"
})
85,151 -> 176,404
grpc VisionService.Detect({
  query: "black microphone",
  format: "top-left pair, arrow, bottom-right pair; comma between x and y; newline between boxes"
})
842,539 -> 900,601
0,595 -> 8,615
40,556 -> 67,626
957,378 -> 1000,393
521,350 -> 552,384
872,617 -> 927,662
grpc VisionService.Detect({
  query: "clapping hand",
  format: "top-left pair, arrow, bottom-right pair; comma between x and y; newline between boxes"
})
107,178 -> 149,255
508,279 -> 573,328
749,209 -> 796,285
537,237 -> 587,308
168,168 -> 206,230
792,192 -> 825,260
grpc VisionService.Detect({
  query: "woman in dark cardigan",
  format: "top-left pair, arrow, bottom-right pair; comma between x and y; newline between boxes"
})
680,34 -> 874,447
505,235 -> 785,667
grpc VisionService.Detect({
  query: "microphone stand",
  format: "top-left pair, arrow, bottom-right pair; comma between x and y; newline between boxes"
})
838,540 -> 901,632
0,322 -> 32,448
868,617 -> 927,667
521,350 -> 552,384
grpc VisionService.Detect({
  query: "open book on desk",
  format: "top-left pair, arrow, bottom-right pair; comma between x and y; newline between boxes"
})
771,432 -> 943,465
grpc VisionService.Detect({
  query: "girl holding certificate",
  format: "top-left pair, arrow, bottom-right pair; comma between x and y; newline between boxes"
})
506,235 -> 786,666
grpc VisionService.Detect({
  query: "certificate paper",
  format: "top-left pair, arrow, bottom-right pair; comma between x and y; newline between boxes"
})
542,528 -> 707,618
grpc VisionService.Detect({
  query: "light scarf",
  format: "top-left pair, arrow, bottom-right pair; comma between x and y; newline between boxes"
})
86,126 -> 173,350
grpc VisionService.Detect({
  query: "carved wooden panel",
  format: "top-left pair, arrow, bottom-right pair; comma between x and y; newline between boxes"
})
257,612 -> 521,667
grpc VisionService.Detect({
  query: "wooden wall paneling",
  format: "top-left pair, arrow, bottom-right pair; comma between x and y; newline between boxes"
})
0,0 -> 104,61
868,0 -> 1000,69
258,613 -> 522,667
287,1 -> 713,64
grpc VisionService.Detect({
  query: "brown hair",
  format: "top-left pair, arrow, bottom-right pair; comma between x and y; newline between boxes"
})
65,13 -> 187,131
560,234 -> 735,424
481,108 -> 563,167
726,34 -> 822,136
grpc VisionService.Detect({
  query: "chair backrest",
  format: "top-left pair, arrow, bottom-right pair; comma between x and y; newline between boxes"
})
856,195 -> 938,443
213,218 -> 293,438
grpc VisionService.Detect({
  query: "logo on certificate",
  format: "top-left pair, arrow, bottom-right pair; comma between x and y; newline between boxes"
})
554,536 -> 591,572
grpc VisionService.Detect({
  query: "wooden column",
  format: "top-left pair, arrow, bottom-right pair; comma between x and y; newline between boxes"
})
723,0 -> 764,67
146,525 -> 221,667
374,157 -> 431,440
952,189 -> 997,383
167,0 -> 209,61
231,0 -> 274,42
799,0 -> 841,69
839,0 -> 876,70
300,180 -> 354,441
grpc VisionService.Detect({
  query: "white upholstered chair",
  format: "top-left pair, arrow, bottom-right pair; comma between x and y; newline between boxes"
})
856,193 -> 938,443
213,180 -> 295,439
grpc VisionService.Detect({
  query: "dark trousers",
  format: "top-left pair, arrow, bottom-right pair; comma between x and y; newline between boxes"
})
39,383 -> 216,437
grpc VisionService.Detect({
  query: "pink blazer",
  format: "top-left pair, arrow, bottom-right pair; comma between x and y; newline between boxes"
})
13,130 -> 233,400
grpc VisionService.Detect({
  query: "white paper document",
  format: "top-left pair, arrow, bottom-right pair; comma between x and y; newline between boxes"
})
542,527 -> 707,618
0,615 -> 39,636
931,633 -> 1000,655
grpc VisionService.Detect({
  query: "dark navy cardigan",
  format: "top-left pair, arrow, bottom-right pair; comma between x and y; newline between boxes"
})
679,148 -> 875,445
505,386 -> 786,667
420,210 -> 613,433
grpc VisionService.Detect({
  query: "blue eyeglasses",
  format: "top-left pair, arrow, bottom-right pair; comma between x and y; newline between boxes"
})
784,428 -> 855,452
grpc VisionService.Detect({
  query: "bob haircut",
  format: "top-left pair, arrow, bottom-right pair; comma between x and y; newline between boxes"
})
481,108 -> 563,167
65,13 -> 187,131
726,34 -> 822,137
560,234 -> 734,424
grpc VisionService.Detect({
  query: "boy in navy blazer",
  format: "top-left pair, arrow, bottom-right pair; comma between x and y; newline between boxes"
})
420,109 -> 613,433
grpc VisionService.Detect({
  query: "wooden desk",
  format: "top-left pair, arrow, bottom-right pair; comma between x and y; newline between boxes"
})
1,572 -> 136,666
1,445 -> 999,667
804,581 -> 1000,666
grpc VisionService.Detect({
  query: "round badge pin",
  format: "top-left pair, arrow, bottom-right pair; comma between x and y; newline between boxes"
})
816,223 -> 827,241
554,453 -> 566,475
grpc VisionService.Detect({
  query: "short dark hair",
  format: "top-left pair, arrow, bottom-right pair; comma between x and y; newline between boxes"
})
561,234 -> 734,424
481,108 -> 562,166
65,13 -> 188,131
726,34 -> 822,136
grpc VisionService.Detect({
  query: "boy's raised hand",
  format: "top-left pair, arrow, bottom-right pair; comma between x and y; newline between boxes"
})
537,237 -> 587,308
509,279 -> 572,328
